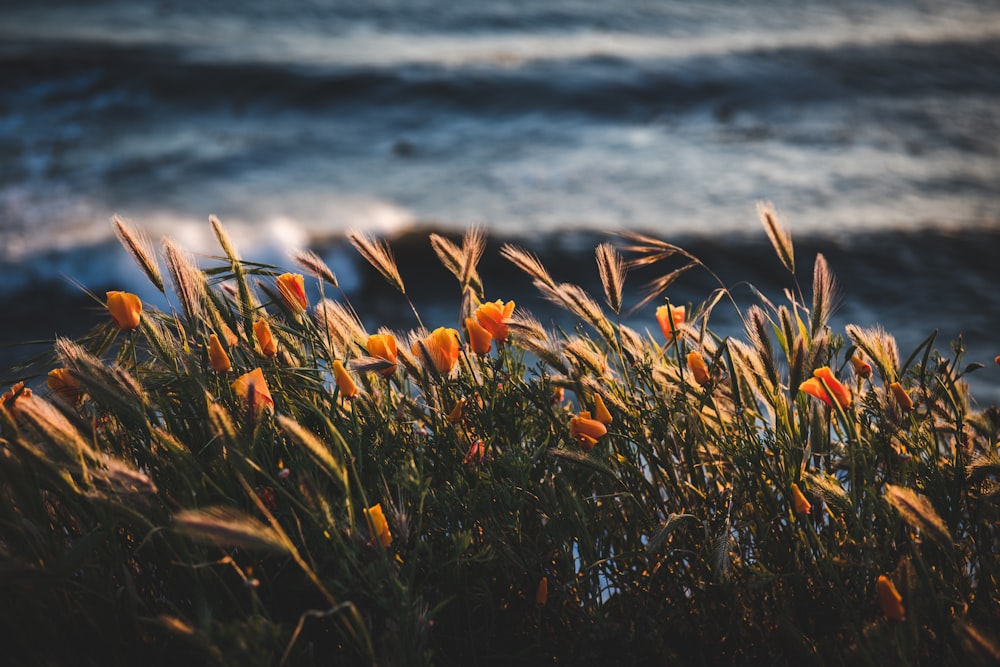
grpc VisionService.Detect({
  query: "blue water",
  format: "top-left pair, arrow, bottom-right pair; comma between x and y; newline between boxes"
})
2,0 -> 1000,399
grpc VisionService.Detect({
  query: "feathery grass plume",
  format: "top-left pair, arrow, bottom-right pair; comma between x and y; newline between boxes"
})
15,395 -> 95,464
140,315 -> 181,370
507,313 -> 568,374
163,237 -> 206,325
617,324 -> 648,365
562,336 -> 609,378
810,253 -> 839,337
758,201 -> 795,274
55,337 -> 149,426
313,298 -> 368,357
745,305 -> 779,387
846,324 -> 900,383
803,470 -> 853,517
278,416 -> 349,492
174,506 -> 290,553
210,214 -> 240,262
884,484 -> 951,547
114,215 -> 164,292
294,249 -> 339,288
348,230 -> 405,295
207,399 -> 238,446
727,339 -> 779,409
459,227 -> 486,296
618,231 -> 700,313
595,242 -> 626,315
97,454 -> 158,496
538,281 -> 615,345
501,243 -> 556,290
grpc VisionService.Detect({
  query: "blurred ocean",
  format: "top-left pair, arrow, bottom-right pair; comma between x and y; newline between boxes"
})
1,0 -> 999,399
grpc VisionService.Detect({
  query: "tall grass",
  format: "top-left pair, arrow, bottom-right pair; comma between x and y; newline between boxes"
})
1,212 -> 998,666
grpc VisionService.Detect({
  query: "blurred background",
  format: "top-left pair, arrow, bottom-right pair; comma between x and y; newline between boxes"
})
1,0 -> 998,399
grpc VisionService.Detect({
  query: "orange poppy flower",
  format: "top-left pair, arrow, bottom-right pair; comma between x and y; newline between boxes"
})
465,317 -> 493,357
412,327 -> 461,375
2,381 -> 33,413
535,576 -> 549,606
656,304 -> 685,340
889,382 -> 913,413
687,350 -> 711,387
106,291 -> 142,331
47,368 -> 82,403
231,368 -> 274,416
799,366 -> 851,409
474,299 -> 515,344
364,503 -> 392,548
254,318 -> 278,358
790,482 -> 811,516
593,393 -> 613,425
208,333 -> 232,372
276,272 -> 308,314
570,410 -> 607,451
333,360 -> 360,399
366,333 -> 398,376
850,352 -> 872,379
877,575 -> 905,622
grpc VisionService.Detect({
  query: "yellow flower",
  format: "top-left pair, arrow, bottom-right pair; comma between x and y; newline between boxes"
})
366,333 -> 398,376
231,368 -> 274,416
687,350 -> 711,387
475,299 -> 515,344
790,482 -> 811,516
412,327 -> 461,375
106,291 -> 142,331
333,360 -> 360,399
364,503 -> 392,548
655,304 -> 685,340
47,368 -> 81,403
889,382 -> 913,413
570,410 -> 607,451
799,366 -> 851,409
535,576 -> 549,606
593,393 -> 613,425
208,333 -> 232,372
877,575 -> 905,622
276,272 -> 308,314
254,318 -> 278,358
465,316 -> 493,357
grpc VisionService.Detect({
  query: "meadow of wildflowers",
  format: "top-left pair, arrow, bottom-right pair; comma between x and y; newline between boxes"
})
1,211 -> 998,665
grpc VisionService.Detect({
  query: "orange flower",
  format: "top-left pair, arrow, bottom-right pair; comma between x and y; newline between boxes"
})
889,382 -> 913,413
799,366 -> 851,409
47,368 -> 81,403
687,350 -> 711,387
593,393 -> 613,425
231,368 -> 274,416
208,333 -> 232,372
655,304 -> 685,340
366,333 -> 398,376
333,360 -> 360,399
220,321 -> 239,347
570,410 -> 607,451
535,576 -> 549,606
364,503 -> 392,548
276,272 -> 308,314
463,439 -> 485,465
850,352 -> 872,379
877,575 -> 905,622
1,381 -> 33,413
465,317 -> 493,357
790,482 -> 811,516
412,327 -> 461,375
448,398 -> 466,424
254,318 -> 278,358
106,291 -> 142,331
475,299 -> 515,344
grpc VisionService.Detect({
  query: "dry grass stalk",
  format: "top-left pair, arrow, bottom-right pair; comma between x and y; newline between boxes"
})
313,298 -> 368,357
210,215 -> 240,262
846,324 -> 900,383
810,253 -> 839,337
55,338 -> 149,420
348,230 -> 405,295
595,242 -> 626,315
758,201 -> 795,274
562,337 -> 609,378
501,244 -> 556,290
98,454 -> 158,496
114,216 -> 164,292
174,506 -> 290,553
459,227 -> 486,297
279,416 -> 347,488
163,238 -> 206,324
16,395 -> 94,463
294,249 -> 339,288
884,484 -> 951,546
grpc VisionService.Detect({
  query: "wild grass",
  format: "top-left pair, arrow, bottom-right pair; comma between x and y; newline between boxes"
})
1,211 -> 998,666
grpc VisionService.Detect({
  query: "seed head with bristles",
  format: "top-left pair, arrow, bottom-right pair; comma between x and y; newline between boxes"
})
595,242 -> 626,315
294,249 -> 339,288
313,298 -> 368,357
210,215 -> 240,262
758,201 -> 795,274
846,324 -> 900,383
114,216 -> 164,293
810,253 -> 840,337
348,230 -> 405,295
163,238 -> 206,325
501,244 -> 556,290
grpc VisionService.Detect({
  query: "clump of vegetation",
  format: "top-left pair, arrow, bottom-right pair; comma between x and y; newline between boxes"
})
1,210 -> 998,666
